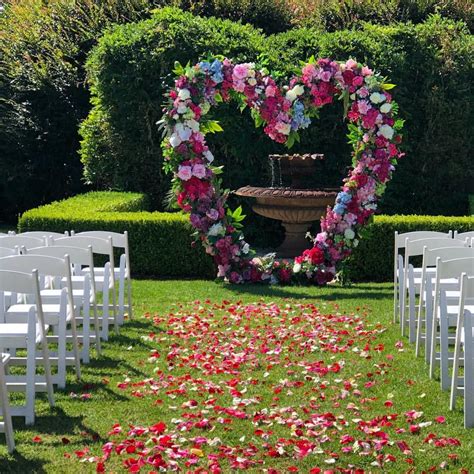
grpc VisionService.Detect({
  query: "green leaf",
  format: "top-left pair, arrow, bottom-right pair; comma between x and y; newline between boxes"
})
381,83 -> 396,90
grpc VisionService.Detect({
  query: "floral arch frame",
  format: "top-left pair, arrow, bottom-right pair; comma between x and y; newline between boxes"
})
160,57 -> 403,284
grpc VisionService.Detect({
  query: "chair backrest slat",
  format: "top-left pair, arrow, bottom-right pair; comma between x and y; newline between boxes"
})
395,231 -> 451,249
424,247 -> 474,267
0,235 -> 44,249
73,231 -> 126,248
406,237 -> 465,258
28,245 -> 92,266
437,257 -> 474,280
0,255 -> 68,278
0,247 -> 17,258
0,269 -> 35,293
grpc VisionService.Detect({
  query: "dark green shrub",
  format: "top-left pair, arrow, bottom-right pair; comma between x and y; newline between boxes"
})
347,214 -> 474,282
81,7 -> 279,243
287,0 -> 473,32
469,196 -> 474,215
18,192 -> 215,278
265,16 -> 473,216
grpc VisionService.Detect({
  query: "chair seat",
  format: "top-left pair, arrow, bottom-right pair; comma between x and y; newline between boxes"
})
0,323 -> 48,343
63,275 -> 110,291
83,267 -> 126,279
41,288 -> 85,303
6,304 -> 75,322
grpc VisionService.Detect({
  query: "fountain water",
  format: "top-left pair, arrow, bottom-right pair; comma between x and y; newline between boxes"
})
235,154 -> 338,257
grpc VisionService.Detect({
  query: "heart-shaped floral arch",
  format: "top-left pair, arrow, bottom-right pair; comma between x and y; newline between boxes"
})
160,57 -> 403,284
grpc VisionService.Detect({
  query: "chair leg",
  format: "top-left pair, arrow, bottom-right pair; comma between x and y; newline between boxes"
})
429,314 -> 438,379
57,317 -> 67,389
25,335 -> 36,425
92,301 -> 101,355
464,315 -> 474,428
127,276 -> 133,320
82,303 -> 90,364
69,312 -> 82,381
40,336 -> 55,409
0,360 -> 15,453
112,288 -> 119,336
440,316 -> 450,391
101,289 -> 109,342
450,317 -> 464,410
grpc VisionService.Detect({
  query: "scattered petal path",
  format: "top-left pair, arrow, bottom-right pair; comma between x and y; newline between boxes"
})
71,300 -> 466,472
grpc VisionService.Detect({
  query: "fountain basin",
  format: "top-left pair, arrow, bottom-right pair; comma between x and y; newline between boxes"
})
235,186 -> 338,257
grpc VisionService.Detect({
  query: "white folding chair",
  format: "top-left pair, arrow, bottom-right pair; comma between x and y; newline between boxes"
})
394,231 -> 452,323
18,231 -> 68,239
450,275 -> 474,427
28,246 -> 101,362
0,255 -> 81,389
53,236 -> 117,340
454,231 -> 474,243
401,238 -> 466,341
72,231 -> 132,322
0,269 -> 54,425
0,352 -> 15,452
429,258 -> 474,386
0,248 -> 18,258
416,246 -> 474,360
0,236 -> 44,251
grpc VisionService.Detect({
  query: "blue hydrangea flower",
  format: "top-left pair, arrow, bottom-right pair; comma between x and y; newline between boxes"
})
198,61 -> 211,72
210,59 -> 224,83
333,203 -> 346,215
337,192 -> 352,205
291,100 -> 311,130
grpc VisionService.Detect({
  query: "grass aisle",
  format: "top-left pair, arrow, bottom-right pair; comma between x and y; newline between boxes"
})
0,281 -> 472,473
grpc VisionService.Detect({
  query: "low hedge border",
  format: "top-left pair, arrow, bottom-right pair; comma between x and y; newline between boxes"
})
347,215 -> 474,282
18,192 -> 215,278
18,193 -> 474,281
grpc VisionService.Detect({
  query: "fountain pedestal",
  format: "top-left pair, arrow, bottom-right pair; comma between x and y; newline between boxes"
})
236,185 -> 338,257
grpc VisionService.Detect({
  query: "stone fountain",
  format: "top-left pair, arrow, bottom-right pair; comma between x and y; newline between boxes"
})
235,154 -> 338,257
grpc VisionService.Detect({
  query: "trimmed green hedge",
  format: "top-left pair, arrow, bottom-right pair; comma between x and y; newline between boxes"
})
348,215 -> 474,282
18,192 -> 215,278
18,192 -> 474,282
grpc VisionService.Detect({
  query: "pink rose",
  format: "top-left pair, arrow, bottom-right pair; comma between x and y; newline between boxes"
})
353,75 -> 364,86
192,164 -> 207,179
357,100 -> 370,115
233,64 -> 249,80
361,65 -> 373,76
320,71 -> 332,82
265,85 -> 277,97
345,59 -> 358,70
177,165 -> 192,181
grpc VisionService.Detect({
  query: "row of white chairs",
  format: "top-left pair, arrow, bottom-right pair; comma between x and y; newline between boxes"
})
394,230 -> 474,428
0,230 -> 133,452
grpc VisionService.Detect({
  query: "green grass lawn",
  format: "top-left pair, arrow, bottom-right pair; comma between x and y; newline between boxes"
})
0,280 -> 472,473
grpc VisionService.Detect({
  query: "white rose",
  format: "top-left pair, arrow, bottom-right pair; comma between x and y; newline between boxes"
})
186,119 -> 200,132
275,122 -> 291,135
203,150 -> 214,163
178,88 -> 191,100
247,78 -> 257,86
175,123 -> 192,141
293,263 -> 301,273
370,92 -> 385,104
242,243 -> 250,254
344,228 -> 355,240
177,104 -> 187,114
169,134 -> 181,148
208,223 -> 224,237
380,102 -> 392,114
285,85 -> 304,102
378,124 -> 394,140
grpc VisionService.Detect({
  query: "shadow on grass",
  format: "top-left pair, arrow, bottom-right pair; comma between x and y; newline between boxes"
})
0,450 -> 47,473
224,283 -> 391,301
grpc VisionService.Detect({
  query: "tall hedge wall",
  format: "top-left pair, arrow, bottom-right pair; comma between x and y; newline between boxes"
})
81,9 -> 473,225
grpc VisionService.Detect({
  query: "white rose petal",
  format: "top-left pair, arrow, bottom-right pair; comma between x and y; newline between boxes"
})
186,119 -> 200,132
380,102 -> 392,114
293,263 -> 301,273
